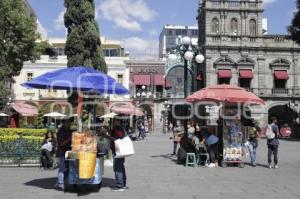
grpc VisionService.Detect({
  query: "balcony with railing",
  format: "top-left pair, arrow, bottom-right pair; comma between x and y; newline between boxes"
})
272,88 -> 289,95
206,0 -> 262,9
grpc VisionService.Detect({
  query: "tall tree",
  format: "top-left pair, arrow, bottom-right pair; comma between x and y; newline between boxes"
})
0,0 -> 46,108
64,0 -> 107,72
289,0 -> 300,44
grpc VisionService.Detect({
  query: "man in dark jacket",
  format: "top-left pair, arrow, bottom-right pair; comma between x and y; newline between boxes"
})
55,118 -> 72,191
268,117 -> 280,169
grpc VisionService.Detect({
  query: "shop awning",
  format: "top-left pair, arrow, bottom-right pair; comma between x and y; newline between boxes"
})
239,69 -> 253,79
12,102 -> 38,116
274,70 -> 289,80
217,70 -> 232,78
133,75 -> 151,85
154,74 -> 165,86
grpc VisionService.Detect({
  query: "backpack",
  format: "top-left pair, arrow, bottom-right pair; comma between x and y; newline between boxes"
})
266,124 -> 275,139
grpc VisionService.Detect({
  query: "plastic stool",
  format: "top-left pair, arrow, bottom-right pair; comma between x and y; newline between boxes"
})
197,153 -> 209,166
185,153 -> 197,167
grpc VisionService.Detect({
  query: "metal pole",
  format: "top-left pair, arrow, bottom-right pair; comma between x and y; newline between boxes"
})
184,58 -> 188,133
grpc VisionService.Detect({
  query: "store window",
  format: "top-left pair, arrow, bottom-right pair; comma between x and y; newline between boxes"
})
176,29 -> 182,35
231,18 -> 238,35
249,19 -> 257,36
212,18 -> 219,34
274,80 -> 286,89
239,79 -> 251,89
181,29 -> 187,35
218,78 -> 230,84
27,72 -> 33,81
117,74 -> 123,84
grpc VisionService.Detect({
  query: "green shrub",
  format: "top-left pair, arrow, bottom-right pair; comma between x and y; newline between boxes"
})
0,136 -> 44,154
0,128 -> 47,137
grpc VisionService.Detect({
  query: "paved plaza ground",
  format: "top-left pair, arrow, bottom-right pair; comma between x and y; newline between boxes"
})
0,132 -> 299,199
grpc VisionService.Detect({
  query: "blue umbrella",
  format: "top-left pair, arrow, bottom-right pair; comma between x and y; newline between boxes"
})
21,66 -> 128,94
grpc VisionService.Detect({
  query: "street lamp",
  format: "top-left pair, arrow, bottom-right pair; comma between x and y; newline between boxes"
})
168,36 -> 205,132
163,100 -> 169,134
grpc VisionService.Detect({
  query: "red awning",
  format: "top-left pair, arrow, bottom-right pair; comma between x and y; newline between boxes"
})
274,70 -> 289,80
165,80 -> 172,88
154,74 -> 165,86
133,75 -> 151,85
12,102 -> 38,116
239,69 -> 253,79
196,74 -> 202,81
217,70 -> 232,78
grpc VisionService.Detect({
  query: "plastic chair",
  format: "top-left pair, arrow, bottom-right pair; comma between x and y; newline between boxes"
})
185,153 -> 197,167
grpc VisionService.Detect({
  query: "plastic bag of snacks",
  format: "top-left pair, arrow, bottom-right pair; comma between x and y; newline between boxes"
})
72,132 -> 85,151
71,130 -> 97,152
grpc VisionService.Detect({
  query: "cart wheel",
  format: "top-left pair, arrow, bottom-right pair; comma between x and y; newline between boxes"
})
221,161 -> 227,168
238,162 -> 245,168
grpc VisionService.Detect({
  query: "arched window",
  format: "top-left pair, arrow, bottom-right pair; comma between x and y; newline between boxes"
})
249,19 -> 257,35
211,18 -> 219,34
231,18 -> 238,35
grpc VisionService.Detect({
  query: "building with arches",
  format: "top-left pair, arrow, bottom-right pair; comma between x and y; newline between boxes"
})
197,0 -> 300,130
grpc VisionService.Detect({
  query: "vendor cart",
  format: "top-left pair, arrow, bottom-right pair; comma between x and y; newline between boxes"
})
65,156 -> 104,191
221,115 -> 247,168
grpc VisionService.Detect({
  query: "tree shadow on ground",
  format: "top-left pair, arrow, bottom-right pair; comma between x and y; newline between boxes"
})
24,177 -> 115,196
151,154 -> 179,164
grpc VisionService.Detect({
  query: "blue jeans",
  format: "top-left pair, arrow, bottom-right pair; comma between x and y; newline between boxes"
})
248,142 -> 257,164
57,157 -> 65,188
173,142 -> 178,155
113,158 -> 126,188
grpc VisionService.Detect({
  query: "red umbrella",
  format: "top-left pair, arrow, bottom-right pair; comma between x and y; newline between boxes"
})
186,84 -> 265,105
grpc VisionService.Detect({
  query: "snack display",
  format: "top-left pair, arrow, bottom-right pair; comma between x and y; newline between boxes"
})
71,130 -> 97,152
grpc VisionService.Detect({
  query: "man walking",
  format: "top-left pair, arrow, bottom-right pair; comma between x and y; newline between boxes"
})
267,117 -> 280,169
248,120 -> 260,167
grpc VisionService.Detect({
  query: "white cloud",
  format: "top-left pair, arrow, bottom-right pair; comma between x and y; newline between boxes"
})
122,37 -> 158,59
263,0 -> 277,5
98,0 -> 156,32
149,28 -> 158,37
54,11 -> 65,31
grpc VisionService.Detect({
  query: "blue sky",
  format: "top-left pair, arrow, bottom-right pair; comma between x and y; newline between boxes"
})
28,0 -> 296,56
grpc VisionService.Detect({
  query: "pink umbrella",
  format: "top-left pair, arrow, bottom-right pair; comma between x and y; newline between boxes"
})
186,84 -> 265,105
111,103 -> 144,116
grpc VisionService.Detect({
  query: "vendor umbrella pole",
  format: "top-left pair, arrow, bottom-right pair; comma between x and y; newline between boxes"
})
77,92 -> 83,132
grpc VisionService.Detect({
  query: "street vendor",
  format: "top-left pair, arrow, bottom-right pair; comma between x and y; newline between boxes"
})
55,118 -> 72,191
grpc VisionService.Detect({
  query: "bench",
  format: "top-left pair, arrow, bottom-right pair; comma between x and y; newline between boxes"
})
0,138 -> 42,167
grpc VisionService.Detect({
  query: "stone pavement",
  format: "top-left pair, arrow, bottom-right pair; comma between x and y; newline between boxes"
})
0,132 -> 300,199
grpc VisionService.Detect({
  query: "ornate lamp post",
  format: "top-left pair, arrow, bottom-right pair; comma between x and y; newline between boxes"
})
167,36 -> 205,131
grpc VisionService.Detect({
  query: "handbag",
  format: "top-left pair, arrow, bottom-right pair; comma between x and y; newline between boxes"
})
114,136 -> 135,158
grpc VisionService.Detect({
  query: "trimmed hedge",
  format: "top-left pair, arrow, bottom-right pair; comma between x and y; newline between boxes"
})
0,128 -> 47,137
0,136 -> 43,154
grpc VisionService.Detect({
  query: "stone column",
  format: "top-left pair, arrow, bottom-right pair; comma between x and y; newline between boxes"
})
257,55 -> 266,94
293,57 -> 299,93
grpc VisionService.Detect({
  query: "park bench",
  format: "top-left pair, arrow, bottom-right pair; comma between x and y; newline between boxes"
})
0,137 -> 42,167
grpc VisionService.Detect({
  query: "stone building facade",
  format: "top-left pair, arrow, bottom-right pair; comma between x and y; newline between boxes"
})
125,59 -> 168,132
197,0 -> 300,128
